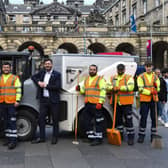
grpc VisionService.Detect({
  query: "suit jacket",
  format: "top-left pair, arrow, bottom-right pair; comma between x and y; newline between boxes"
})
31,69 -> 61,103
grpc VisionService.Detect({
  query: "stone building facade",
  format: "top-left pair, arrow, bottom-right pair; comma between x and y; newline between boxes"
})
0,0 -> 6,26
103,0 -> 168,26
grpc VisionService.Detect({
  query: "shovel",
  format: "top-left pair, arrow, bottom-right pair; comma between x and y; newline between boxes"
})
151,94 -> 163,149
107,93 -> 121,146
72,71 -> 80,145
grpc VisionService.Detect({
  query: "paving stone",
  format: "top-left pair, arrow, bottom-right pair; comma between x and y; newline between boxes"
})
0,164 -> 24,168
123,159 -> 162,168
25,142 -> 49,157
25,156 -> 53,168
84,155 -> 126,168
108,145 -> 148,159
49,144 -> 89,168
0,152 -> 24,165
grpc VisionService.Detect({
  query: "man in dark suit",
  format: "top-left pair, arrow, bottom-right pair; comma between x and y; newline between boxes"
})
31,58 -> 61,144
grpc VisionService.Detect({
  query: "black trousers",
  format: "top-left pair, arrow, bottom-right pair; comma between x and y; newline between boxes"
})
0,104 -> 17,143
38,98 -> 59,140
116,104 -> 134,139
138,101 -> 156,137
81,103 -> 104,140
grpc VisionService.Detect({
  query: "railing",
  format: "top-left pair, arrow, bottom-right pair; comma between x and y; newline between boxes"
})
1,24 -> 168,36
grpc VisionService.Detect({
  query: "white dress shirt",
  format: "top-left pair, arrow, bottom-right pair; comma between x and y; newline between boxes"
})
43,70 -> 53,97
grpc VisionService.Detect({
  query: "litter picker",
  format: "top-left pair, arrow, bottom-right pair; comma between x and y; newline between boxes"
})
107,93 -> 121,146
151,93 -> 163,149
72,71 -> 80,145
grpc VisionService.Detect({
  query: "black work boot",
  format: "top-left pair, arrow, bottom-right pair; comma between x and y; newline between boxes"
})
8,143 -> 17,150
137,136 -> 144,143
127,139 -> 134,146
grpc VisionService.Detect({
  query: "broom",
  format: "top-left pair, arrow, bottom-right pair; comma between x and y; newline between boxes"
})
151,93 -> 163,149
72,71 -> 80,145
107,93 -> 121,146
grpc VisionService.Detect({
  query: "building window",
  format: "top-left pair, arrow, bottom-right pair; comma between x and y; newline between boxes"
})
23,15 -> 30,23
67,16 -> 71,20
9,15 -> 16,23
143,0 -> 147,14
122,0 -> 126,7
53,16 -> 58,20
115,14 -> 119,26
132,4 -> 137,18
40,15 -> 45,20
155,0 -> 160,7
122,10 -> 126,24
153,20 -> 160,25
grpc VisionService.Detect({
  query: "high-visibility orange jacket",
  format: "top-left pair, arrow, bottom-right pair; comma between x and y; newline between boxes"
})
84,75 -> 106,104
138,72 -> 159,102
0,74 -> 19,103
111,74 -> 134,105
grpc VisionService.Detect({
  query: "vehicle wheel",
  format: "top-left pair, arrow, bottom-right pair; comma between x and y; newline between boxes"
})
16,109 -> 37,141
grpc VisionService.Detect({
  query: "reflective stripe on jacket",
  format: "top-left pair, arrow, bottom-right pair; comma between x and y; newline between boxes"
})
111,74 -> 134,105
0,74 -> 18,103
84,76 -> 105,104
138,72 -> 158,102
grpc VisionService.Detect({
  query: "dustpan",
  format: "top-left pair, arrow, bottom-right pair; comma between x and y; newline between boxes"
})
107,93 -> 121,146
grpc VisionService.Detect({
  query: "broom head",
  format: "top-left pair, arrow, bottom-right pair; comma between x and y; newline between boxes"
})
151,135 -> 163,149
106,128 -> 121,146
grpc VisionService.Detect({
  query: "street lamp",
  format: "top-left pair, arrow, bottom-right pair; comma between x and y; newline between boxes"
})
28,45 -> 34,53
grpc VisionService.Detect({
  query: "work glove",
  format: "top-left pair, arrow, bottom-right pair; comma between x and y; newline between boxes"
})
96,103 -> 102,110
75,85 -> 80,91
151,90 -> 157,95
113,86 -> 120,92
154,82 -> 157,88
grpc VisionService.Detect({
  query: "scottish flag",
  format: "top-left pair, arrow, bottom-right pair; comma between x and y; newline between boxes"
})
130,15 -> 137,33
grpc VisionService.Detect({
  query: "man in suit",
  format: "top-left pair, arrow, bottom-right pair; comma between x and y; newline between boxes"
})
31,58 -> 61,144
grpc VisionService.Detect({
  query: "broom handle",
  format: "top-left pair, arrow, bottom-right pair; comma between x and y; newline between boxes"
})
74,71 -> 80,141
153,88 -> 158,134
155,101 -> 158,134
112,93 -> 117,129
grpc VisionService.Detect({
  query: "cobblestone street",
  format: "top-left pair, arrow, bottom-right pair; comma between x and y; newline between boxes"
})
0,119 -> 168,168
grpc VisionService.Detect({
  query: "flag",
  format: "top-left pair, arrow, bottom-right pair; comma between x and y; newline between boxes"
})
130,15 -> 137,33
146,40 -> 152,58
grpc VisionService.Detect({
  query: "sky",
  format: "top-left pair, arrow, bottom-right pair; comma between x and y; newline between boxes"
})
9,0 -> 96,5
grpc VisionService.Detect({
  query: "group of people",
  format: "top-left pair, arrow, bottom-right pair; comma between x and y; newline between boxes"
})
0,58 -> 165,150
76,61 -> 161,146
155,68 -> 168,127
0,58 -> 61,149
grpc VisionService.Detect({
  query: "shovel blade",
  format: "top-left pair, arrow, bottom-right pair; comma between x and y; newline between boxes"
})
107,128 -> 121,146
151,135 -> 163,149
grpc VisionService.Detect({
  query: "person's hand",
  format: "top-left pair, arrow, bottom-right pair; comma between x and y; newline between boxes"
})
14,102 -> 19,107
154,82 -> 157,88
38,81 -> 46,88
113,86 -> 120,92
96,103 -> 102,110
76,85 -> 80,91
151,90 -> 157,95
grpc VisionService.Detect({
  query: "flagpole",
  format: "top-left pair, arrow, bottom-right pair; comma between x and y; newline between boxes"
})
150,24 -> 152,62
83,17 -> 87,54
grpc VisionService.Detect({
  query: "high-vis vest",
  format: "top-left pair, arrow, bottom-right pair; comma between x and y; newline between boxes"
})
84,76 -> 105,104
139,73 -> 158,102
111,74 -> 134,105
0,74 -> 18,103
